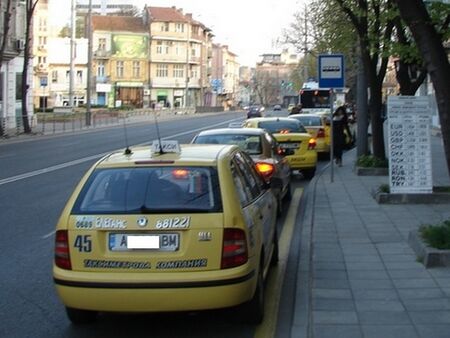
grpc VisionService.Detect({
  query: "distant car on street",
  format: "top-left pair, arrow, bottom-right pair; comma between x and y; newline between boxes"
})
247,105 -> 265,119
273,104 -> 282,111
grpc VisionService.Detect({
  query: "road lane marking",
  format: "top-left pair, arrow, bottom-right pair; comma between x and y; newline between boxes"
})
42,230 -> 56,239
1,117 -> 242,187
254,188 -> 303,338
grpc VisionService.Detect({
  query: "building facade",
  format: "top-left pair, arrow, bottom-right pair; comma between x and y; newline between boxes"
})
144,6 -> 213,108
0,0 -> 31,132
92,16 -> 148,108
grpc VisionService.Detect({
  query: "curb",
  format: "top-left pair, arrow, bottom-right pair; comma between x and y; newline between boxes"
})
408,230 -> 450,267
354,166 -> 388,176
374,191 -> 450,204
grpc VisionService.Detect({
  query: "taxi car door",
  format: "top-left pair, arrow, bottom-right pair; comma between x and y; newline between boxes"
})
230,152 -> 277,268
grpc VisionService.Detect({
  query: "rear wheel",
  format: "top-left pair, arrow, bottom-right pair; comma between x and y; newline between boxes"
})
65,307 -> 98,325
283,184 -> 292,201
303,168 -> 316,180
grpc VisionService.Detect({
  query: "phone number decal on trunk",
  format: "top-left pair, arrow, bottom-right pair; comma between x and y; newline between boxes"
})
155,217 -> 190,229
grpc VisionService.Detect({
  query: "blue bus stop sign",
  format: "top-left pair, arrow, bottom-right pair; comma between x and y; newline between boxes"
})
318,54 -> 344,89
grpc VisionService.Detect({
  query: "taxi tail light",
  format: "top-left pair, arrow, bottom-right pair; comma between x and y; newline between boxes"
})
55,230 -> 72,270
308,138 -> 317,150
255,162 -> 275,181
317,128 -> 325,138
221,228 -> 248,269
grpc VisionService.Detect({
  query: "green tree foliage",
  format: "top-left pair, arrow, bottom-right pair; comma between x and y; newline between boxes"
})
58,17 -> 84,38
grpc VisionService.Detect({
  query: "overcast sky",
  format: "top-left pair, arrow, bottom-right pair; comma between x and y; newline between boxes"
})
49,0 -> 306,66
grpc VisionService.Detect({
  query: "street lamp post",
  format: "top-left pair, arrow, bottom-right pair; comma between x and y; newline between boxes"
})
86,0 -> 92,126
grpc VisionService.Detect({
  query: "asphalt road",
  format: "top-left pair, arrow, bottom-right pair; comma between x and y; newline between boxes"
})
0,111 -> 326,338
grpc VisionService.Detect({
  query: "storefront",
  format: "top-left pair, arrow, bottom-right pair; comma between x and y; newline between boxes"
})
115,82 -> 144,108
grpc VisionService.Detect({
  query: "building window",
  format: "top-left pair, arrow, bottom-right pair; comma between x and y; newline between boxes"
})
98,38 -> 106,50
156,41 -> 169,54
51,70 -> 58,83
191,67 -> 199,79
77,70 -> 83,84
156,64 -> 168,77
38,36 -> 47,45
97,61 -> 105,77
66,70 -> 70,82
192,25 -> 199,35
133,61 -> 140,77
15,73 -> 22,100
161,22 -> 169,32
173,64 -> 184,78
37,56 -> 47,64
174,42 -> 182,55
116,61 -> 124,78
175,23 -> 184,33
38,17 -> 47,31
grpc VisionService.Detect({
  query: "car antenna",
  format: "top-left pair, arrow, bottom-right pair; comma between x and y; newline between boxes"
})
122,115 -> 132,155
154,111 -> 164,155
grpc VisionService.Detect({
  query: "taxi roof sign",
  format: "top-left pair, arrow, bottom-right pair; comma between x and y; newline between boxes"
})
151,140 -> 181,154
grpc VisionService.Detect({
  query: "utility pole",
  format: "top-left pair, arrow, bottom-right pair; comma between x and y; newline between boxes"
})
86,0 -> 92,126
356,47 -> 369,156
184,23 -> 190,109
69,0 -> 76,108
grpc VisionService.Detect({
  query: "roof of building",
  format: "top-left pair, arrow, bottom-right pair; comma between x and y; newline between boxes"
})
92,16 -> 146,33
147,6 -> 191,23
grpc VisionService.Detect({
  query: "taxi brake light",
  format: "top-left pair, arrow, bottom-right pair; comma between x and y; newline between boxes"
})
255,162 -> 275,181
317,128 -> 325,138
221,228 -> 248,269
172,169 -> 189,179
308,138 -> 317,150
55,230 -> 72,270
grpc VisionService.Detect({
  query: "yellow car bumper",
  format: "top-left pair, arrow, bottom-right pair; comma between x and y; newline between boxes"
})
286,151 -> 317,170
54,262 -> 257,312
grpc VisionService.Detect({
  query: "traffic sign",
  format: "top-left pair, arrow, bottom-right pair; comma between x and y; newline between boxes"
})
318,54 -> 344,88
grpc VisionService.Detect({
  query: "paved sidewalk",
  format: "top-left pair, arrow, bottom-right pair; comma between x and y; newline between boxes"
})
293,137 -> 450,338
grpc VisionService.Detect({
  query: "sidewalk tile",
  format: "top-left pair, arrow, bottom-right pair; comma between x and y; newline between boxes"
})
347,270 -> 389,280
397,288 -> 446,300
352,289 -> 399,300
313,311 -> 358,324
344,255 -> 382,263
402,298 -> 450,311
392,278 -> 438,289
314,279 -> 350,289
388,269 -> 430,279
313,325 -> 362,338
313,288 -> 353,300
350,279 -> 394,290
314,270 -> 348,280
416,325 -> 450,338
409,311 -> 450,324
358,311 -> 411,324
345,261 -> 385,271
361,325 -> 419,338
313,299 -> 356,311
355,300 -> 405,312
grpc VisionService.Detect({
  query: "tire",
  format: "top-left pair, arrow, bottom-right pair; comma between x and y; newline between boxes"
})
65,307 -> 98,325
271,230 -> 279,267
302,168 -> 316,180
239,265 -> 264,324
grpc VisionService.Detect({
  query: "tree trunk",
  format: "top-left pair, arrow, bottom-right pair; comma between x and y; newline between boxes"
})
0,0 -> 13,136
394,0 -> 450,177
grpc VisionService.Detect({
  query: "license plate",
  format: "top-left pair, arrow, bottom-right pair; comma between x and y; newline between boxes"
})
109,233 -> 179,251
280,143 -> 299,149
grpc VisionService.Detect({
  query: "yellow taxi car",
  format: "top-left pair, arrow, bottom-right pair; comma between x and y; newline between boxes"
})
243,117 -> 317,179
53,140 -> 279,325
288,113 -> 331,156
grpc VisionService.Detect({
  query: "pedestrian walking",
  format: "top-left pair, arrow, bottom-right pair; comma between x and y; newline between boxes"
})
332,105 -> 352,166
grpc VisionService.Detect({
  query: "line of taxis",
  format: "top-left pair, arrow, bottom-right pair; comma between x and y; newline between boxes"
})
53,113 -> 322,325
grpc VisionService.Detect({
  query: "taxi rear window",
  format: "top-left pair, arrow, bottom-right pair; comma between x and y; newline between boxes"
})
291,116 -> 322,126
258,120 -> 307,133
72,167 -> 222,214
194,134 -> 262,155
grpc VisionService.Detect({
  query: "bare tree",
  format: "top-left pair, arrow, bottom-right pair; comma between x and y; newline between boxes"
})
21,0 -> 40,134
394,0 -> 450,176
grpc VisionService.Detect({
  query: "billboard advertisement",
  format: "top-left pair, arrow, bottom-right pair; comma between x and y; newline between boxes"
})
112,35 -> 148,58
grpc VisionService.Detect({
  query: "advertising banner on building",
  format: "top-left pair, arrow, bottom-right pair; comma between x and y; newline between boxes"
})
112,35 -> 148,58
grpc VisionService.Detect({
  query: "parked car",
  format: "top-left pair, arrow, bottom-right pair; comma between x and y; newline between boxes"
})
273,104 -> 282,111
243,117 -> 318,179
53,141 -> 279,325
191,128 -> 292,214
288,113 -> 331,156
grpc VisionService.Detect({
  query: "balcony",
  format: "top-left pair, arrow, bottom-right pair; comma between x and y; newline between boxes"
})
189,56 -> 201,64
93,49 -> 111,59
151,55 -> 186,63
95,76 -> 110,84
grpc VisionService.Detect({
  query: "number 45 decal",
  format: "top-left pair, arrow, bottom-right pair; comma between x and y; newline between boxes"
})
74,235 -> 92,252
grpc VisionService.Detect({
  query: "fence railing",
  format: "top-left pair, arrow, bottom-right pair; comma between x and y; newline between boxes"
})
0,107 -> 205,138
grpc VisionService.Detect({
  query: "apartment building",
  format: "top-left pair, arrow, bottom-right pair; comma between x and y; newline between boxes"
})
32,0 -> 50,110
91,15 -> 148,108
0,0 -> 30,132
210,44 -> 240,108
144,6 -> 213,108
255,50 -> 299,106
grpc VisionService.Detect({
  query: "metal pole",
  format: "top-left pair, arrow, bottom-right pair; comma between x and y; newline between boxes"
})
69,0 -> 76,108
184,23 -> 190,109
330,89 -> 335,183
86,0 -> 92,126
